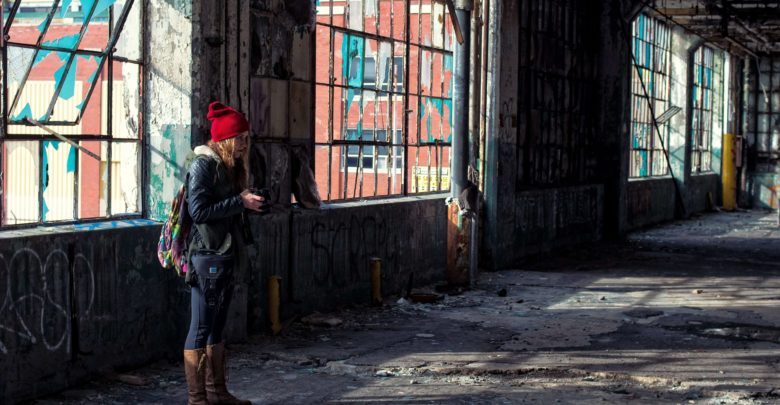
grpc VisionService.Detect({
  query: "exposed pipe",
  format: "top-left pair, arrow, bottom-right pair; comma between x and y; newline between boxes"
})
452,0 -> 472,198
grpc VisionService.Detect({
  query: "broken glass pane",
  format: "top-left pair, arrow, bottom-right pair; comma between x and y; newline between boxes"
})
41,140 -> 76,222
48,54 -> 104,123
41,0 -> 108,52
109,61 -> 140,138
9,50 -> 68,122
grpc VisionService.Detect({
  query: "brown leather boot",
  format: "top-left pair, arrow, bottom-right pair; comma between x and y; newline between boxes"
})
205,342 -> 251,405
184,348 -> 208,405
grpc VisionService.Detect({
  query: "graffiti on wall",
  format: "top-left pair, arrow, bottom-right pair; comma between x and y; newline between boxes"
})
0,248 -> 94,355
555,187 -> 600,229
308,214 -> 401,288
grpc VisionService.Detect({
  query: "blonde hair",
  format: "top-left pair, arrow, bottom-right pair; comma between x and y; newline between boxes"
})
207,135 -> 249,191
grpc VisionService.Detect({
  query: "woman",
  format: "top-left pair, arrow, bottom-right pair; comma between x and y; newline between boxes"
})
183,102 -> 264,405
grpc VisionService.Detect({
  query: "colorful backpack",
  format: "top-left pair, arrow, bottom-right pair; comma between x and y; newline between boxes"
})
157,177 -> 193,276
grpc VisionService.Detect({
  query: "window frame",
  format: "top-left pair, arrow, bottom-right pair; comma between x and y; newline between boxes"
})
0,0 -> 144,229
314,0 -> 454,202
690,45 -> 720,174
629,13 -> 672,179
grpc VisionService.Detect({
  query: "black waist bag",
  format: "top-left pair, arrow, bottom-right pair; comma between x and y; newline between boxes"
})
190,251 -> 234,308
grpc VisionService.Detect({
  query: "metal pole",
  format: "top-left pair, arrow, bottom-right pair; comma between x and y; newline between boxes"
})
468,210 -> 478,288
451,0 -> 471,198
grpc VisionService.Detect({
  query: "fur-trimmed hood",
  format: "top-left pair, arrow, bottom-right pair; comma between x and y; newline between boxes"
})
193,145 -> 221,162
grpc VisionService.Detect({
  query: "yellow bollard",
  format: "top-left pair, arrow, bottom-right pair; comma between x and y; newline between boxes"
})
370,257 -> 382,306
722,133 -> 737,211
267,276 -> 282,335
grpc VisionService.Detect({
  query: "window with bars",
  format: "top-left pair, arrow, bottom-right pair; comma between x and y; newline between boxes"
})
691,45 -> 720,173
314,0 -> 454,201
629,14 -> 671,178
1,0 -> 142,227
344,128 -> 403,171
515,0 -> 601,186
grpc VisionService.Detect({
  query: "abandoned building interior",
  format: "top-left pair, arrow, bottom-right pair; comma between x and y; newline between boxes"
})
3,0 -> 780,403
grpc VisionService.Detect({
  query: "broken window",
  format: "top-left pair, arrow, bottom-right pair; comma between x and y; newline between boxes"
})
515,0 -> 601,186
314,0 -> 454,200
750,58 -> 779,159
1,0 -> 143,226
691,45 -> 721,174
629,14 -> 671,178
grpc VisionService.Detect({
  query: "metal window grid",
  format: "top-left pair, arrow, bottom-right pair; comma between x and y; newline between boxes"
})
1,0 -> 144,228
691,45 -> 719,173
629,13 -> 672,178
315,0 -> 454,201
752,57 -> 780,160
516,0 -> 601,186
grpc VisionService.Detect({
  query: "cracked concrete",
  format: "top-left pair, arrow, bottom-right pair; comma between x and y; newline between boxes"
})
29,211 -> 780,404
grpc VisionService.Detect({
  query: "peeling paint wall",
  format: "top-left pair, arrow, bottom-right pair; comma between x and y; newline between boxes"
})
248,0 -> 314,206
146,0 -> 194,220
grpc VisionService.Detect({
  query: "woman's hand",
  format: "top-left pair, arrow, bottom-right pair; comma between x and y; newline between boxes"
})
240,189 -> 266,212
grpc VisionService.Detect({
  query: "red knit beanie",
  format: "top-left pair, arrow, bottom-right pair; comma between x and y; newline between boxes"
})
207,102 -> 249,142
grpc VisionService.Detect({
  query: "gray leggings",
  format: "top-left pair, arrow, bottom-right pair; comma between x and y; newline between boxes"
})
184,283 -> 233,349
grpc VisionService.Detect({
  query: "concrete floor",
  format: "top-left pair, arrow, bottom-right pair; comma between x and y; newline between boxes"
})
30,211 -> 780,404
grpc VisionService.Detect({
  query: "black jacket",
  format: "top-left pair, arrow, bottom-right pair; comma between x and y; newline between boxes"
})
185,151 -> 249,284
187,155 -> 243,238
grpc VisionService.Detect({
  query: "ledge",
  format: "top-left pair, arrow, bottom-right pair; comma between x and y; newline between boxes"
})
0,219 -> 161,240
691,171 -> 718,178
628,175 -> 674,183
318,193 -> 449,210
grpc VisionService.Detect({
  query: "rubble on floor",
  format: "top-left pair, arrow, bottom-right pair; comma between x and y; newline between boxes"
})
32,211 -> 780,404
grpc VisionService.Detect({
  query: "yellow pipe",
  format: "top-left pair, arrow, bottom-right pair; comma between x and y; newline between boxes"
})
370,257 -> 382,306
267,276 -> 282,335
722,133 -> 737,211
